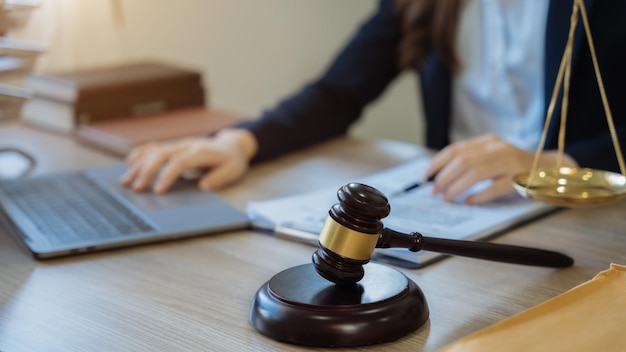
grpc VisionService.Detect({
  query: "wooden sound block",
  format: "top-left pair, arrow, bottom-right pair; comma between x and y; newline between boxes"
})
249,263 -> 429,347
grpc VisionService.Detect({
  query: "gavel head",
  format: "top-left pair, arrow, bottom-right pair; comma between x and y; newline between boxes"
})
312,183 -> 391,285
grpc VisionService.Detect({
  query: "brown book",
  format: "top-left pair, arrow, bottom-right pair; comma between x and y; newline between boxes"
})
25,61 -> 203,104
75,107 -> 244,156
74,86 -> 205,123
21,61 -> 206,132
21,86 -> 205,133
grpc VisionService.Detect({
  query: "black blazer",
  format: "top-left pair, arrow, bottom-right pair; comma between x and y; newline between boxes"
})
241,0 -> 626,173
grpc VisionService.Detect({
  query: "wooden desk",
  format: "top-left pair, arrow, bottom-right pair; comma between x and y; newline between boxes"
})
1,121 -> 625,351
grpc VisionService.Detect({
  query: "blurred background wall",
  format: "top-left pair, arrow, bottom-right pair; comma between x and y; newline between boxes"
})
12,0 -> 425,145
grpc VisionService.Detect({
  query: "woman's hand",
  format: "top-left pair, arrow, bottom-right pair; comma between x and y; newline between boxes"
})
120,128 -> 258,193
424,134 -> 578,204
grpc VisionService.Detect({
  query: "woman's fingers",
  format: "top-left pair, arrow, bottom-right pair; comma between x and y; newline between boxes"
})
153,143 -> 228,193
429,134 -> 536,204
121,130 -> 257,194
463,177 -> 516,204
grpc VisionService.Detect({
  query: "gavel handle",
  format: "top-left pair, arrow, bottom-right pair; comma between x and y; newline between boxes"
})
378,228 -> 574,268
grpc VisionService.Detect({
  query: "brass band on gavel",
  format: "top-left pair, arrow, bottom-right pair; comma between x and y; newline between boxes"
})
318,215 -> 379,261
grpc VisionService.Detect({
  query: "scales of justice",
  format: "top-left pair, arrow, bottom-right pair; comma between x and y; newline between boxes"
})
512,0 -> 626,206
249,0 -> 625,347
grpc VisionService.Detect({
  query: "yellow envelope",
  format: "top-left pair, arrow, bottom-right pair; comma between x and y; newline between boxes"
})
441,264 -> 626,352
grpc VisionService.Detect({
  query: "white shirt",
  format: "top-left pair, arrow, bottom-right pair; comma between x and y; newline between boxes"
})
450,0 -> 550,150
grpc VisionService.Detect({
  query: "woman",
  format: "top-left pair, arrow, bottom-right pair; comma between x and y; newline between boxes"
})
122,0 -> 626,204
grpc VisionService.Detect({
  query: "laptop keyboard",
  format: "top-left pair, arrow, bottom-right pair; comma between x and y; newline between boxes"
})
0,173 -> 155,245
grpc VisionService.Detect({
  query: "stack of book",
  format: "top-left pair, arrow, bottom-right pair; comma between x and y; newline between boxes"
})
0,1 -> 44,120
21,60 -> 207,133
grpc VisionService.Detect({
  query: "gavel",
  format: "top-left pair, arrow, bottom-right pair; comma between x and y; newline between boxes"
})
312,183 -> 574,285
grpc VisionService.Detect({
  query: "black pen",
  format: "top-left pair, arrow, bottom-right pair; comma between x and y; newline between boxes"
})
392,173 -> 437,196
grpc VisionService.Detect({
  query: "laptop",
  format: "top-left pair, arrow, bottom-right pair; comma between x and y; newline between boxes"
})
0,163 -> 250,259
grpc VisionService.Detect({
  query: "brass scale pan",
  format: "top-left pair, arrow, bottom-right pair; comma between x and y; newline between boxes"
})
513,0 -> 626,208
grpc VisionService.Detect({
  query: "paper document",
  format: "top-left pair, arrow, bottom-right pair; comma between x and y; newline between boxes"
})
440,263 -> 626,352
247,156 -> 556,268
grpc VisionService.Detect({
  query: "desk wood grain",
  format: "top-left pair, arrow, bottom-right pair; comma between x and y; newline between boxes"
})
1,122 -> 625,351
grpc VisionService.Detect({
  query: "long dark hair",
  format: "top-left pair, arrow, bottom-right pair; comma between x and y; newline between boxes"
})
395,0 -> 462,72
